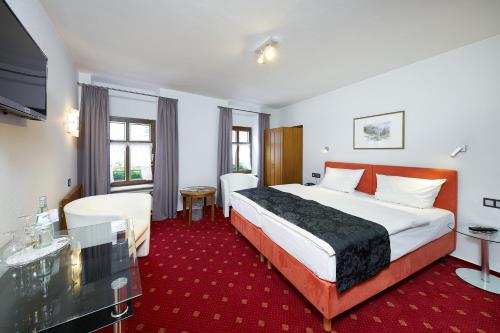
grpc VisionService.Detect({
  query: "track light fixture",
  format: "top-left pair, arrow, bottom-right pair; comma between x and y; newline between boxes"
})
255,38 -> 278,64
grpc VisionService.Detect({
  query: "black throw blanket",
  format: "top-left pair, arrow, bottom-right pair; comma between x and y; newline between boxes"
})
236,187 -> 390,292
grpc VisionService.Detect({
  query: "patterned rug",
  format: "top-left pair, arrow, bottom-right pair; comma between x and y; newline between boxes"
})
99,209 -> 500,333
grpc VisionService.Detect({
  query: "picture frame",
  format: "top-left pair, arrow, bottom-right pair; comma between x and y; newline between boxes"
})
353,111 -> 405,149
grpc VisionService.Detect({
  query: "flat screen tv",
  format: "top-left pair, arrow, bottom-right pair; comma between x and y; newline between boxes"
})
0,0 -> 47,121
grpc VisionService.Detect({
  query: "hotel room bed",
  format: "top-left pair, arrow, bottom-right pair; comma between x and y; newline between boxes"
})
232,184 -> 454,283
230,161 -> 457,331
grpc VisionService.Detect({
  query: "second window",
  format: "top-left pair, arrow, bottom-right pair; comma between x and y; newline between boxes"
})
232,126 -> 252,173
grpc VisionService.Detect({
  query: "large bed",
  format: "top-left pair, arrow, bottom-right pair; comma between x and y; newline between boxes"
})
230,162 -> 457,331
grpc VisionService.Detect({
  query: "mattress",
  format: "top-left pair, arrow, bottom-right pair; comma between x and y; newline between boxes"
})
231,184 -> 455,283
231,191 -> 264,227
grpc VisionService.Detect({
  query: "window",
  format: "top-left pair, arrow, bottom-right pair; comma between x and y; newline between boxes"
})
110,117 -> 155,186
232,126 -> 252,173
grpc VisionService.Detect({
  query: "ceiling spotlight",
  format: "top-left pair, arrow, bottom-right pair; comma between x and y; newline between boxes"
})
256,38 -> 278,64
264,44 -> 276,61
256,52 -> 265,64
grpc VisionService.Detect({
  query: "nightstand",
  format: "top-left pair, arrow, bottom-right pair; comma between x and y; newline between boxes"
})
449,223 -> 500,294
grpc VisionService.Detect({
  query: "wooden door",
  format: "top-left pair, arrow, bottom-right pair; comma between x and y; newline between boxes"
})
282,127 -> 303,184
264,128 -> 283,186
264,129 -> 272,186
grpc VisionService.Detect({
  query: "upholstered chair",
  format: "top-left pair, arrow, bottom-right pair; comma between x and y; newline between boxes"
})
220,173 -> 258,217
64,193 -> 152,257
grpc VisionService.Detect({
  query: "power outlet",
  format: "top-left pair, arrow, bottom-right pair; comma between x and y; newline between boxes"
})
312,173 -> 321,179
483,197 -> 500,209
67,178 -> 72,187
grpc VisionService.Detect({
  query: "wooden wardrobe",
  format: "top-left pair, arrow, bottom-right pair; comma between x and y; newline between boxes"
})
264,126 -> 303,186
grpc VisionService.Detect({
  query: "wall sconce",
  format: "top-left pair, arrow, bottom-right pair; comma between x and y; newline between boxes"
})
450,144 -> 467,157
65,108 -> 80,137
321,146 -> 330,154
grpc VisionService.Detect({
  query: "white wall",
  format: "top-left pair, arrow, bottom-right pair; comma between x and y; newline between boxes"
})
0,0 -> 78,238
274,35 -> 500,271
160,87 -> 227,210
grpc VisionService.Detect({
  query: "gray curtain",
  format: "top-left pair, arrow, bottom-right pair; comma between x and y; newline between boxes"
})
258,113 -> 270,187
78,84 -> 110,197
216,107 -> 232,207
152,97 -> 179,220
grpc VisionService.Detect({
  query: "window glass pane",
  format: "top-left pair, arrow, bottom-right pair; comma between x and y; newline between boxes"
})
129,143 -> 153,181
232,144 -> 237,171
110,143 -> 126,182
130,123 -> 151,141
232,130 -> 237,143
110,122 -> 126,141
238,144 -> 251,171
239,130 -> 250,143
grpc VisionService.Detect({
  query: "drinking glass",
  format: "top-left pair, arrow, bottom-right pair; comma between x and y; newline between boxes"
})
1,231 -> 24,263
19,215 -> 37,248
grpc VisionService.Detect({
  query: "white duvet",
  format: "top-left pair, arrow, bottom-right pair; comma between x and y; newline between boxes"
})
232,184 -> 453,257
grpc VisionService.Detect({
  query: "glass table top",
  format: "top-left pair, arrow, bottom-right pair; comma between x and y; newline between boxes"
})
0,220 -> 142,332
448,223 -> 500,243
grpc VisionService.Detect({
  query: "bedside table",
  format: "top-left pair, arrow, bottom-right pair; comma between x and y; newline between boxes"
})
449,223 -> 500,294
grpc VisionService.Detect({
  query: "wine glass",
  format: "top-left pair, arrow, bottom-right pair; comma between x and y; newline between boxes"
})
19,215 -> 37,248
1,230 -> 24,263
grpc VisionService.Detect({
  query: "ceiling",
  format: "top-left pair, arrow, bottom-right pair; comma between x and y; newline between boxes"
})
41,0 -> 500,107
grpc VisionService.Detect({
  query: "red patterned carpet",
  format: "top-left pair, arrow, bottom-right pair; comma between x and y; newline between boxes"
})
100,209 -> 500,333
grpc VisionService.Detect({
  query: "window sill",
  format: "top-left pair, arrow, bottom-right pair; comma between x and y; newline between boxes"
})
233,170 -> 252,174
110,184 -> 154,193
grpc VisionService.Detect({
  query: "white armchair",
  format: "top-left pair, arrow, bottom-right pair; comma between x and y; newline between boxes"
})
63,193 -> 152,257
220,173 -> 259,217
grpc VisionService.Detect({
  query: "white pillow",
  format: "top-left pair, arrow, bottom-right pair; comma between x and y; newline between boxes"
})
375,174 -> 446,209
320,167 -> 365,193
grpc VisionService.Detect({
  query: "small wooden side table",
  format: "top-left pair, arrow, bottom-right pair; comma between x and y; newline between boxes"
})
180,186 -> 216,226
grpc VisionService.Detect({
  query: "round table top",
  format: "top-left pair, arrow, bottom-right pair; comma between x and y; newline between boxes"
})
449,223 -> 500,243
180,186 -> 216,196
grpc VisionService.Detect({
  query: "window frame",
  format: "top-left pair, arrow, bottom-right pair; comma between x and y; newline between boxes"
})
232,126 -> 252,174
110,116 -> 156,187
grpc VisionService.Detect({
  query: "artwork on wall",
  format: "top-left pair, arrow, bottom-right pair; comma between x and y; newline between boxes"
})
353,111 -> 405,149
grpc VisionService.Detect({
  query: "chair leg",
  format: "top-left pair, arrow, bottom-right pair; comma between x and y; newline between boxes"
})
136,226 -> 150,257
323,317 -> 332,332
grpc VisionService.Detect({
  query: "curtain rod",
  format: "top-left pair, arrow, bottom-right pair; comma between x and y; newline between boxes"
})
77,83 -> 270,114
220,106 -> 270,115
77,82 -> 178,100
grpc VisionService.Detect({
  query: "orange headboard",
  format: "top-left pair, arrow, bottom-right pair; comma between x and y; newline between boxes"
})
324,162 -> 457,220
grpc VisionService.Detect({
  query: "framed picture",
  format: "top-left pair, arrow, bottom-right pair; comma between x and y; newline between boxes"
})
353,111 -> 405,149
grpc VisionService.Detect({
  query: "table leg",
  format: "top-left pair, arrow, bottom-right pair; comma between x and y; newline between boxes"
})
481,239 -> 490,282
113,321 -> 122,333
182,196 -> 186,218
211,193 -> 215,223
204,197 -> 207,216
455,238 -> 500,294
111,278 -> 129,333
188,197 -> 193,227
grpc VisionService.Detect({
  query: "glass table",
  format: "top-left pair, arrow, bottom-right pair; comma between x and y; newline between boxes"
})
449,223 -> 500,294
0,220 -> 142,332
